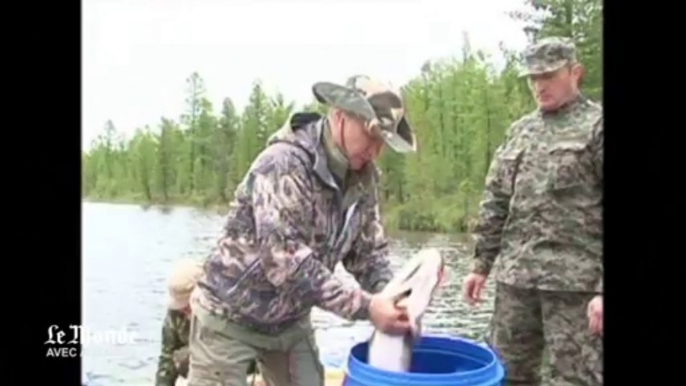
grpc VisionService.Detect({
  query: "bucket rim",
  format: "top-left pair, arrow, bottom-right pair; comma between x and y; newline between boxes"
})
345,333 -> 504,383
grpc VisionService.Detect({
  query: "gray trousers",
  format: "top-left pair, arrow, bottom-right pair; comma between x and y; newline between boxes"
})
187,306 -> 324,386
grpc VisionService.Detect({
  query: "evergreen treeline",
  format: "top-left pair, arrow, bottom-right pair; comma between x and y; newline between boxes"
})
82,0 -> 602,233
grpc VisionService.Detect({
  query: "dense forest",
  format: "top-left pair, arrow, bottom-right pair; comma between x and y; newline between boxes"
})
82,0 -> 602,233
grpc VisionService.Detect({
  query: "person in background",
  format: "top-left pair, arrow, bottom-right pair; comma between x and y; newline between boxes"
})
155,257 -> 258,386
462,37 -> 603,386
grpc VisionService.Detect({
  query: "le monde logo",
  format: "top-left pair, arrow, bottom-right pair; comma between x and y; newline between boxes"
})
45,325 -> 81,358
45,325 -> 138,358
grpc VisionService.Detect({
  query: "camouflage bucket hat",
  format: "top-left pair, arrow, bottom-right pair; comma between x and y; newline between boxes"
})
519,36 -> 577,77
311,75 -> 416,153
167,258 -> 204,310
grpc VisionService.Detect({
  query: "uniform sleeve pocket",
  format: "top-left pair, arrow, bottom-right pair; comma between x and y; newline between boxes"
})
491,150 -> 522,196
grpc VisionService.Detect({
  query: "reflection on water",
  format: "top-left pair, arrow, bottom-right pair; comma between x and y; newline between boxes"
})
81,202 -> 496,385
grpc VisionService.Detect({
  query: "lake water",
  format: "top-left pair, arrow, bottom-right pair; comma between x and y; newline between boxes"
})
81,201 -> 496,385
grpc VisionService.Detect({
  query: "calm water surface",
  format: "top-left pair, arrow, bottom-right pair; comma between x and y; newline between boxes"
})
81,202 -> 496,385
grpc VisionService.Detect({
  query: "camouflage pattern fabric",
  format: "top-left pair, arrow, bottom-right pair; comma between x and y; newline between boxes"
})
321,119 -> 350,187
187,308 -> 324,386
519,37 -> 578,77
489,282 -> 603,386
472,94 -> 603,293
155,309 -> 191,386
194,111 -> 394,335
171,346 -> 189,380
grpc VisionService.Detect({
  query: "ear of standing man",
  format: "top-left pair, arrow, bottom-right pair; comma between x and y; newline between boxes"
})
463,37 -> 603,386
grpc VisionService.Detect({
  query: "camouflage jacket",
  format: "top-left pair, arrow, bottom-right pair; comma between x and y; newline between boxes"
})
472,95 -> 603,293
194,112 -> 394,334
155,309 -> 190,386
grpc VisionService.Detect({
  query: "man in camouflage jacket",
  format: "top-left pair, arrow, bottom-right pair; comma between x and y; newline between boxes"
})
155,258 -> 258,386
187,75 -> 417,386
155,258 -> 202,386
462,37 -> 603,386
155,307 -> 191,386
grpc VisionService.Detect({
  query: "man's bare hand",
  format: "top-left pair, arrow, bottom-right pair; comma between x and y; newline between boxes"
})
462,273 -> 487,306
587,295 -> 603,336
368,293 -> 411,335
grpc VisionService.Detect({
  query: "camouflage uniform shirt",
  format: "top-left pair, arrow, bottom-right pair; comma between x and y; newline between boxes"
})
155,309 -> 190,386
193,112 -> 394,334
472,95 -> 603,293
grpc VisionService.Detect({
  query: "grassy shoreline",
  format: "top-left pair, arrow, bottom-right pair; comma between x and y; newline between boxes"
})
82,195 -> 478,234
83,195 -> 230,213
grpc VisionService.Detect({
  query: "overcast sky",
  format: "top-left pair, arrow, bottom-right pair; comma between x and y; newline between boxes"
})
82,0 -> 532,150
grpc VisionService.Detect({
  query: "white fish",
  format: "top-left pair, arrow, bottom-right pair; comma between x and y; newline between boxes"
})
367,248 -> 447,373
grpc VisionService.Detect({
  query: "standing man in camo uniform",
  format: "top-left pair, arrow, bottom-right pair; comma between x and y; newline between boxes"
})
187,75 -> 418,386
462,37 -> 603,386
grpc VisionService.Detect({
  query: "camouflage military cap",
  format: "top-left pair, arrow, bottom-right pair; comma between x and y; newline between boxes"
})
519,36 -> 577,77
312,75 -> 416,153
167,258 -> 203,310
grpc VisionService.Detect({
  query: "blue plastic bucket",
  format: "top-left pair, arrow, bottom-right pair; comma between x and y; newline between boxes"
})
343,335 -> 504,386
